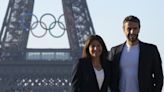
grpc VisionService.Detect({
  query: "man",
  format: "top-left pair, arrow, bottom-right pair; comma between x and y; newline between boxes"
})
109,15 -> 163,92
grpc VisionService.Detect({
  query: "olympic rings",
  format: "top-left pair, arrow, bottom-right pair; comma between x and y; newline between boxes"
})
19,13 -> 66,38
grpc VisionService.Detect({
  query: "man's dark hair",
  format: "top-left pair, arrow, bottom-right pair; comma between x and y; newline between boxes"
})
123,15 -> 140,28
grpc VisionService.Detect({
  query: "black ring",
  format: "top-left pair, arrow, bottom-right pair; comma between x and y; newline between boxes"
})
49,21 -> 66,38
30,21 -> 47,38
40,13 -> 57,30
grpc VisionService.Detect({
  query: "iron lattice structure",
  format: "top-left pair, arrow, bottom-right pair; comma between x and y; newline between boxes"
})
0,0 -> 95,92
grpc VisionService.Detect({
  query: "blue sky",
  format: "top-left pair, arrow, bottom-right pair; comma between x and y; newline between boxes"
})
0,0 -> 164,82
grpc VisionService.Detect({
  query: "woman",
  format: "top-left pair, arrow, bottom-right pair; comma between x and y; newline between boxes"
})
71,35 -> 112,92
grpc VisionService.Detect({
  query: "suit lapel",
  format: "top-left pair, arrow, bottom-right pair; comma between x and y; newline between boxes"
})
116,43 -> 125,67
138,41 -> 144,84
88,59 -> 100,91
116,42 -> 128,85
100,65 -> 108,91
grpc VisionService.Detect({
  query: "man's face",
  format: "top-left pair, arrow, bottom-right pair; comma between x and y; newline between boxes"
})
123,21 -> 140,43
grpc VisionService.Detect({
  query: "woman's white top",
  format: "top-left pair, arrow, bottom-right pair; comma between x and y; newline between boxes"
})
94,68 -> 104,89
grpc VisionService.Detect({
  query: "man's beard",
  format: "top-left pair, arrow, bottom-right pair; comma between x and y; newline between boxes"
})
127,34 -> 138,43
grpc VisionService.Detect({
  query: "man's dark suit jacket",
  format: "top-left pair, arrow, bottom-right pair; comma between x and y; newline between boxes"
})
71,58 -> 112,92
109,41 -> 163,92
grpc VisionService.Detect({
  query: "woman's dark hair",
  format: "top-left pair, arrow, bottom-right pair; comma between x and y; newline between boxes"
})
82,35 -> 108,61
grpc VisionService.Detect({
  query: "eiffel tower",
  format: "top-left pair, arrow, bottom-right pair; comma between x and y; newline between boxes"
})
0,0 -> 95,91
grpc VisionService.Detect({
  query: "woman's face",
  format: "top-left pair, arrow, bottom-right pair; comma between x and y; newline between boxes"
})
89,40 -> 102,58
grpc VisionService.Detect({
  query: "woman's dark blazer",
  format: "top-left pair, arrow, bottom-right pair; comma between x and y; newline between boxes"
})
109,41 -> 163,92
71,58 -> 112,92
